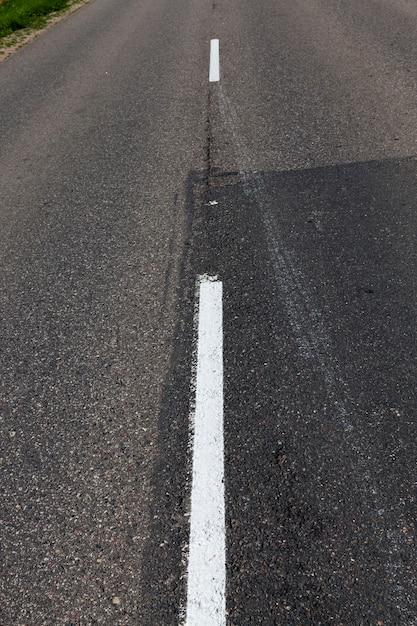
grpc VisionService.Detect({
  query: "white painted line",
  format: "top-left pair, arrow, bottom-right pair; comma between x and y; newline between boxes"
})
186,276 -> 225,626
209,39 -> 220,82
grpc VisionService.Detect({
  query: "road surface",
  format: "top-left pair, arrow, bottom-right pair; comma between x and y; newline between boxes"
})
1,0 -> 417,623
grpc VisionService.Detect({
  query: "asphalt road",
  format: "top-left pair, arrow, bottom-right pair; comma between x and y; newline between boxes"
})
1,0 -> 417,624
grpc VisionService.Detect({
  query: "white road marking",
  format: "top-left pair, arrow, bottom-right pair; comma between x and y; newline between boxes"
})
209,39 -> 220,82
185,275 -> 225,626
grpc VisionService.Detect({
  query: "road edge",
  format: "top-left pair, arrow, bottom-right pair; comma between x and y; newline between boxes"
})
0,0 -> 92,63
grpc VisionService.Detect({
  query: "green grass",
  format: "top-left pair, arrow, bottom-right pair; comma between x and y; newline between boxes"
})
0,0 -> 71,38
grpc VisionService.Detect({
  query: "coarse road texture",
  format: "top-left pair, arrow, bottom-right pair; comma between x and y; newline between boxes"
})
1,0 -> 417,624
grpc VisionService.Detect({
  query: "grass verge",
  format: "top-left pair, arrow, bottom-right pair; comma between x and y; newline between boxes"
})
0,0 -> 72,39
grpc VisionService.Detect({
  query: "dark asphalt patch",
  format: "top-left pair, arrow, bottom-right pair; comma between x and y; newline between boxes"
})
145,157 -> 417,624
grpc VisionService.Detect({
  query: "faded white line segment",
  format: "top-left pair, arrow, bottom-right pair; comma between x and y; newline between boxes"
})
185,276 -> 225,626
209,38 -> 220,82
